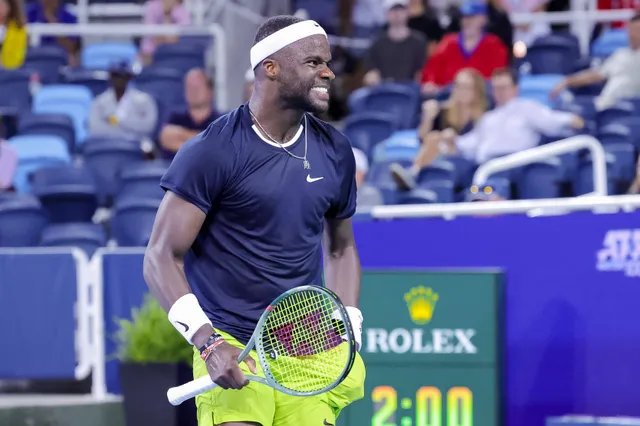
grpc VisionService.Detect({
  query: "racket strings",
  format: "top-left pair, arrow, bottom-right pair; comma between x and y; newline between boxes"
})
260,290 -> 351,393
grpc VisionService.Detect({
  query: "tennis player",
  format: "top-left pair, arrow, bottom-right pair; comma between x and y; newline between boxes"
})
143,15 -> 366,426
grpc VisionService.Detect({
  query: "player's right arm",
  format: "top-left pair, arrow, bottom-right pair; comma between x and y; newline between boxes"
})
143,132 -> 256,390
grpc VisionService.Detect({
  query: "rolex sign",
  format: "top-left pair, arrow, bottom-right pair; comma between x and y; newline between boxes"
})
336,270 -> 505,426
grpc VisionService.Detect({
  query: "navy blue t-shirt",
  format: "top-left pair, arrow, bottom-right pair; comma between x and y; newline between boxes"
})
160,103 -> 357,343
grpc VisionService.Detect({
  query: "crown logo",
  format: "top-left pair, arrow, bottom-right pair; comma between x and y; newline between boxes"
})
404,286 -> 439,325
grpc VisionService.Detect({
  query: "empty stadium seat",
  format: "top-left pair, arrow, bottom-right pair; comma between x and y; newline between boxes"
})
467,177 -> 512,200
81,42 -> 138,70
521,34 -> 580,75
356,184 -> 384,208
18,113 -> 76,153
348,83 -> 420,129
417,179 -> 455,203
596,101 -> 636,127
33,85 -> 93,145
573,157 -> 616,195
397,188 -> 438,205
439,155 -> 477,188
604,118 -> 640,148
152,44 -> 205,75
367,159 -> 412,189
603,143 -> 636,182
82,137 -> 145,206
591,28 -> 628,59
40,222 -> 106,257
0,69 -> 31,112
0,195 -> 49,247
21,46 -> 68,84
519,74 -> 565,107
64,69 -> 110,97
371,130 -> 420,162
30,165 -> 98,223
9,135 -> 71,193
134,67 -> 185,110
118,161 -> 169,201
343,112 -> 397,159
416,160 -> 456,183
111,198 -> 162,246
517,159 -> 564,199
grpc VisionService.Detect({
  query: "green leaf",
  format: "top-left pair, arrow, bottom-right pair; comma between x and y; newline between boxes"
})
111,293 -> 193,365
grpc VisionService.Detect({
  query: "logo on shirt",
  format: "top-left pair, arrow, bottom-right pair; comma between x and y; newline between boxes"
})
306,174 -> 324,183
175,321 -> 190,332
596,229 -> 640,277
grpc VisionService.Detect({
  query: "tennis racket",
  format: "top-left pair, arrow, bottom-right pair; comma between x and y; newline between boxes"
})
167,285 -> 357,406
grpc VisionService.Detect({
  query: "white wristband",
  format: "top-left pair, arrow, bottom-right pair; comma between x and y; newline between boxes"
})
168,294 -> 212,344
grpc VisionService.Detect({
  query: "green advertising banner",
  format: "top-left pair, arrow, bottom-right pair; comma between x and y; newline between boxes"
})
338,270 -> 504,426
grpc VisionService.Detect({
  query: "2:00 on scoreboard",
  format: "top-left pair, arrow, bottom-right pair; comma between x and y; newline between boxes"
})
372,386 -> 472,426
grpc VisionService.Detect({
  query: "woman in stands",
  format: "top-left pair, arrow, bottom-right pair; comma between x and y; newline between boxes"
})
389,67 -> 488,190
0,0 -> 27,69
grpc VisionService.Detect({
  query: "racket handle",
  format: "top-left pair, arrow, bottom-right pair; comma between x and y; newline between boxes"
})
167,375 -> 216,406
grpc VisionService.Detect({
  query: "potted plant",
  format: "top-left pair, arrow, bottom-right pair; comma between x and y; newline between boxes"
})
114,293 -> 197,426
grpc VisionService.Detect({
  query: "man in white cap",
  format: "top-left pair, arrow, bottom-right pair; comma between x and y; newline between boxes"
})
363,0 -> 427,86
144,15 -> 365,426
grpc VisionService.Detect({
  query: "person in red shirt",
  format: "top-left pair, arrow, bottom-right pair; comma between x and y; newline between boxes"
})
420,0 -> 508,94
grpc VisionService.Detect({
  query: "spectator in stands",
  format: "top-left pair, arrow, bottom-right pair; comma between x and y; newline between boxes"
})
446,0 -> 514,51
455,68 -> 584,163
89,61 -> 158,140
244,68 -> 255,103
363,0 -> 428,86
353,147 -> 369,188
499,0 -> 549,46
26,0 -> 79,66
139,0 -> 190,65
550,13 -> 640,111
407,0 -> 444,55
420,0 -> 508,94
159,68 -> 219,158
0,140 -> 16,191
389,68 -> 488,189
0,0 -> 26,69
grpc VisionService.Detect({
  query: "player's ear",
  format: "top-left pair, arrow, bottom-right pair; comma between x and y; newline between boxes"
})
262,59 -> 279,80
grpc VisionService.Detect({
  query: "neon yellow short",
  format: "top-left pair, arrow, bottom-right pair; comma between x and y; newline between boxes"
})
192,328 -> 366,426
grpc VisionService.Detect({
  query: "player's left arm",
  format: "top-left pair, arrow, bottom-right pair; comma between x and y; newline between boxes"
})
323,135 -> 363,349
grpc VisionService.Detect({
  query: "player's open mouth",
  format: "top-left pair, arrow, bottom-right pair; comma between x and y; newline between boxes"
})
311,87 -> 330,101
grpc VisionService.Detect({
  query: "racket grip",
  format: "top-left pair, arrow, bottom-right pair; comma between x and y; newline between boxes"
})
167,375 -> 216,406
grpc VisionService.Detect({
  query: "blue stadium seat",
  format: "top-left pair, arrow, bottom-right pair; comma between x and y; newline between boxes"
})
21,45 -> 67,84
9,135 -> 71,193
371,129 -> 420,162
596,101 -> 635,128
603,118 -> 640,149
591,29 -> 628,59
40,222 -> 106,257
134,67 -> 185,111
152,44 -> 205,75
573,158 -> 616,195
558,94 -> 596,122
18,113 -> 76,153
467,177 -> 512,200
522,35 -> 580,75
417,179 -> 454,203
0,195 -> 49,247
33,84 -> 93,110
356,184 -> 384,208
64,69 -> 110,97
112,198 -> 162,246
598,124 -> 633,145
603,143 -> 636,182
348,83 -> 420,129
439,155 -> 477,188
343,112 -> 397,160
517,158 -> 563,199
117,161 -> 169,201
0,69 -> 31,112
397,188 -> 438,205
416,160 -> 456,183
30,165 -> 98,223
81,42 -> 138,70
519,74 -> 565,107
367,159 -> 412,189
82,137 -> 145,206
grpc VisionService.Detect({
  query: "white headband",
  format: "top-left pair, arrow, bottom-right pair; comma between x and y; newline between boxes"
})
250,20 -> 328,70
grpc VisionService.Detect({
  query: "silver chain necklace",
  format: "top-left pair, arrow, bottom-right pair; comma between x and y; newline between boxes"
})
249,109 -> 311,170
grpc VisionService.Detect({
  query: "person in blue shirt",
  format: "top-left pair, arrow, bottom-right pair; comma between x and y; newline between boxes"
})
144,15 -> 365,426
26,0 -> 80,65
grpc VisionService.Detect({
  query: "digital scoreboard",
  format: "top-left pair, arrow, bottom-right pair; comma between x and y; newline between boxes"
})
336,271 -> 504,426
